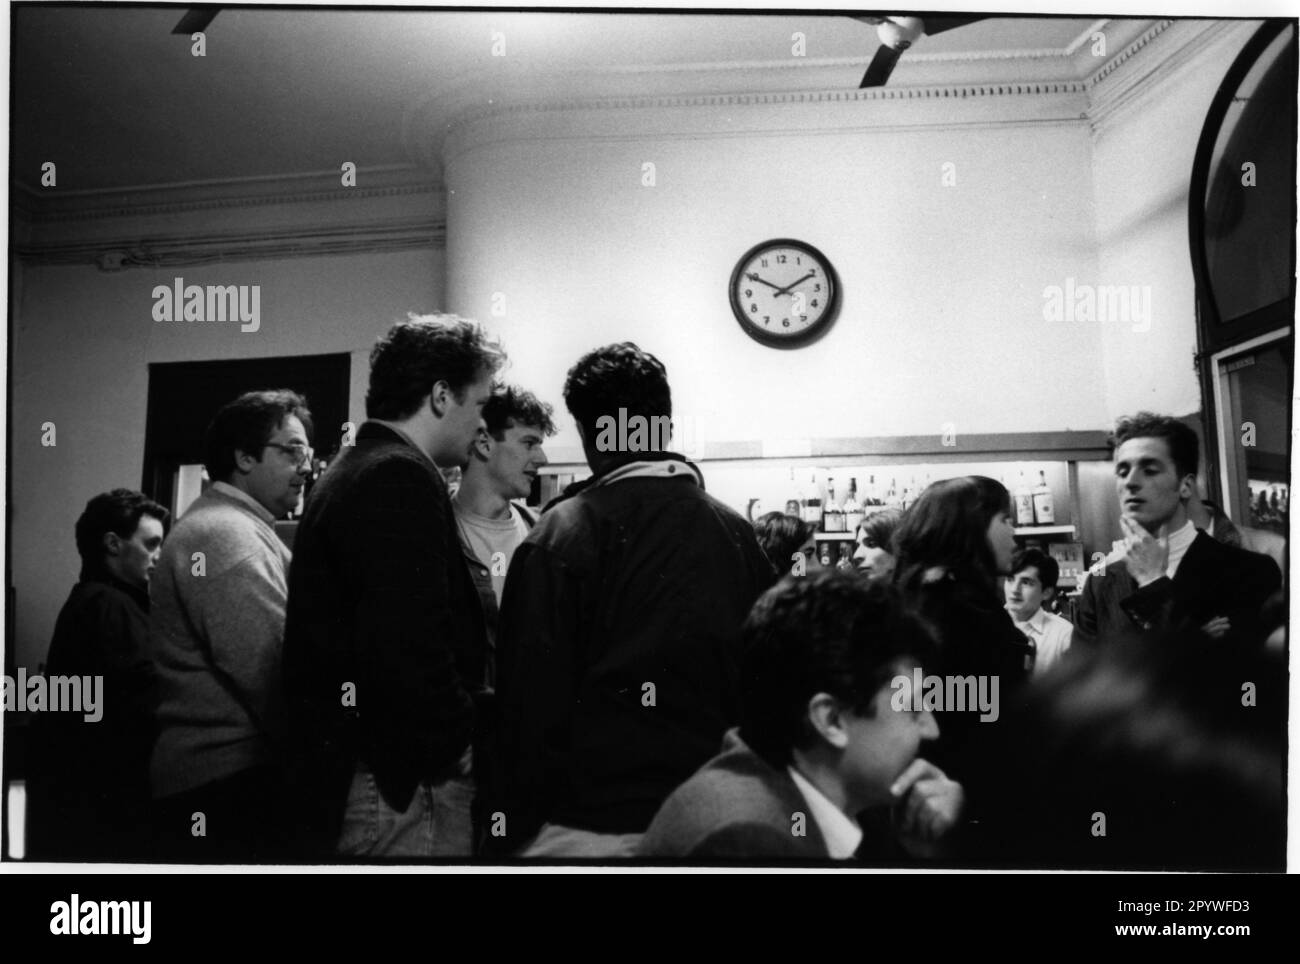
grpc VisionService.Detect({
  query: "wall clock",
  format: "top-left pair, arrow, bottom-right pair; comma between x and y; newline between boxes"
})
729,238 -> 840,348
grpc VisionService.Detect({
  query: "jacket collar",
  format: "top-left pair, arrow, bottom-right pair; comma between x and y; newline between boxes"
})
547,451 -> 703,510
77,566 -> 150,612
361,420 -> 439,470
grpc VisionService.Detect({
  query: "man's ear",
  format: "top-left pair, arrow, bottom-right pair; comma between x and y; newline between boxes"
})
472,427 -> 492,460
101,532 -> 123,558
232,448 -> 258,475
806,693 -> 850,750
429,381 -> 454,418
1178,473 -> 1197,501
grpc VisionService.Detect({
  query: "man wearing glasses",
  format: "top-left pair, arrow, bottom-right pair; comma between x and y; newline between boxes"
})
148,389 -> 313,861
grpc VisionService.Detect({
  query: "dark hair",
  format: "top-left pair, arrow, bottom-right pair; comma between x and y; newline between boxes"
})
202,389 -> 314,483
563,342 -> 671,451
74,489 -> 169,571
893,476 -> 1010,598
366,314 -> 506,420
1112,412 -> 1199,481
483,385 -> 556,440
1009,547 -> 1059,593
859,507 -> 905,551
753,512 -> 814,575
740,571 -> 936,765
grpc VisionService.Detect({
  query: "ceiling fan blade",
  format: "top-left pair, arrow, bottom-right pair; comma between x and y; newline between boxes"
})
860,44 -> 902,88
173,8 -> 220,35
920,16 -> 987,36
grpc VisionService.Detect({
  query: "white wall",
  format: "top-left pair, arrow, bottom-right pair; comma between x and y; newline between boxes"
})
1091,20 -> 1259,423
10,247 -> 445,669
444,104 -> 1110,461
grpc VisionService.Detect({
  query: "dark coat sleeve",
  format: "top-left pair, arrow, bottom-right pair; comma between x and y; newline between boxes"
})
1072,570 -> 1106,649
493,539 -> 585,847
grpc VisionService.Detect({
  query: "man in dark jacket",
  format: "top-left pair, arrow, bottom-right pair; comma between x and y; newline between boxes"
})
493,342 -> 776,858
282,315 -> 504,857
639,573 -> 963,862
26,489 -> 167,861
1074,413 -> 1281,650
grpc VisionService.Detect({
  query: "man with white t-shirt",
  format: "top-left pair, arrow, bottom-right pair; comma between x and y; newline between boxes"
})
452,385 -> 556,688
1074,413 -> 1279,649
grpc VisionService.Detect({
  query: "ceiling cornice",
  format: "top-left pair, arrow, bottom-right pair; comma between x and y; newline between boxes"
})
14,218 -> 446,271
11,17 -> 1244,228
1085,19 -> 1258,134
12,165 -> 442,224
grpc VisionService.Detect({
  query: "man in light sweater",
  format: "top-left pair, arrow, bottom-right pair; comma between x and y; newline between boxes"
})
149,389 -> 312,861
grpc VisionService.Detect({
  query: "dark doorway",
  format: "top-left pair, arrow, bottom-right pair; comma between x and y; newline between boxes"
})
142,354 -> 351,510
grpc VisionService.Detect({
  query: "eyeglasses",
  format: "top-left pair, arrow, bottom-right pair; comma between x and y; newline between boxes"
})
265,442 -> 314,467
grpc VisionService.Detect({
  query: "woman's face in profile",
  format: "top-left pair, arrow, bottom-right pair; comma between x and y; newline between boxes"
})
986,508 -> 1018,575
853,527 -> 895,578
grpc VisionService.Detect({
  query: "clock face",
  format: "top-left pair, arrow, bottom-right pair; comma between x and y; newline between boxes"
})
729,239 -> 839,348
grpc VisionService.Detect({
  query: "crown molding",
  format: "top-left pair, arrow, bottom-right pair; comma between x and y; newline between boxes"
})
14,218 -> 446,270
1085,19 -> 1257,134
437,81 -> 1093,173
12,165 -> 443,224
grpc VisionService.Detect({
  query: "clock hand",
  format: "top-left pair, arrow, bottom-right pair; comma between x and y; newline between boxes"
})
773,272 -> 815,296
745,272 -> 784,293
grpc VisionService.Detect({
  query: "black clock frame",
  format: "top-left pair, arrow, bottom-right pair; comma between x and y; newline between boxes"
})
728,238 -> 841,349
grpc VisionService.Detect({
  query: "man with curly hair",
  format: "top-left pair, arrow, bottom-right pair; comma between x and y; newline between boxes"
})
283,314 -> 505,857
493,343 -> 775,857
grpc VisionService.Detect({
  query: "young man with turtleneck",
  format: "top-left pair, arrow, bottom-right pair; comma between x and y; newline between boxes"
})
26,489 -> 167,860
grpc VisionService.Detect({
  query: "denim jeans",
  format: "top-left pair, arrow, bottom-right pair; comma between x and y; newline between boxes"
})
337,749 -> 474,858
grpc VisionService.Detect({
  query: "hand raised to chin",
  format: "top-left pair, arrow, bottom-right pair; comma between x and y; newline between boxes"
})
1119,515 -> 1169,587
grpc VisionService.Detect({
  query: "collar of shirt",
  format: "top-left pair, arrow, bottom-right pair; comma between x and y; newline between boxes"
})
1013,607 -> 1048,636
210,481 -> 276,526
1165,519 -> 1198,578
787,765 -> 863,859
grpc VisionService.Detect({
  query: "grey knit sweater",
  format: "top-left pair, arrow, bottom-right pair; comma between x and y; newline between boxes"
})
148,483 -> 291,798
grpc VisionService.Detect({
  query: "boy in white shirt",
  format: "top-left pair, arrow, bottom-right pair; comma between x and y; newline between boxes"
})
1005,548 -> 1072,676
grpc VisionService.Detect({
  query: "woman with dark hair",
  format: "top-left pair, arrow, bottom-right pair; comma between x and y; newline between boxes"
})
853,507 -> 904,580
892,476 -> 1032,779
753,511 -> 817,578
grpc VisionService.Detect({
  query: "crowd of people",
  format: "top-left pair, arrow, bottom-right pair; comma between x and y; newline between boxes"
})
23,314 -> 1287,868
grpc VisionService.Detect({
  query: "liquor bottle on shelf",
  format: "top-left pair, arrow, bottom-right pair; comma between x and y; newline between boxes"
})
836,542 -> 854,571
867,475 -> 880,507
818,541 -> 834,568
785,468 -> 800,516
802,473 -> 822,527
844,478 -> 864,533
824,477 -> 844,532
1032,470 -> 1055,525
885,478 -> 901,509
1013,471 -> 1035,526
